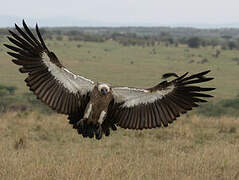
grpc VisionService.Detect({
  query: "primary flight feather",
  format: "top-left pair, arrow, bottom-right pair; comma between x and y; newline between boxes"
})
5,20 -> 215,140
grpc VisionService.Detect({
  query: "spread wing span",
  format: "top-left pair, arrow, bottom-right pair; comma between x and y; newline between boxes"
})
4,20 -> 94,114
110,70 -> 215,129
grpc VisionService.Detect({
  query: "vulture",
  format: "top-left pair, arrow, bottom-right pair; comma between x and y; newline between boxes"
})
4,21 -> 215,140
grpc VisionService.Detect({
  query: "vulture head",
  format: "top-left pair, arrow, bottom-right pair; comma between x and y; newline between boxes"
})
97,83 -> 111,95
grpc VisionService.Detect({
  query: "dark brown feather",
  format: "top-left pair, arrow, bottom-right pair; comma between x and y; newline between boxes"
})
8,30 -> 34,50
49,84 -> 61,109
55,88 -> 65,111
151,103 -> 161,127
162,99 -> 176,122
130,107 -> 138,129
22,20 -> 42,47
135,106 -> 141,129
155,102 -> 168,127
128,108 -> 136,129
124,108 -> 133,129
25,71 -> 50,86
36,24 -> 48,51
146,105 -> 152,129
120,109 -> 130,128
36,78 -> 55,101
7,36 -> 29,51
178,70 -> 211,83
167,95 -> 187,113
8,52 -> 40,61
15,23 -> 39,48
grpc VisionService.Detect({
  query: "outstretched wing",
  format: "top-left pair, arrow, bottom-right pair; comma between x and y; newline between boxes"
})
4,20 -> 94,114
109,70 -> 215,129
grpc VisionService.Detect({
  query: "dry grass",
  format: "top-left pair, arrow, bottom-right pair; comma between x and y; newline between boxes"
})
0,112 -> 239,179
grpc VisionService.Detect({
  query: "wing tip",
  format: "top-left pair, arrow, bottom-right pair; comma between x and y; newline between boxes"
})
3,43 -> 9,49
15,23 -> 19,29
7,51 -> 15,57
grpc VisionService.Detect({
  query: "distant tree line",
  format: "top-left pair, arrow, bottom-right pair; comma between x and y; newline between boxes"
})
1,27 -> 239,49
48,29 -> 239,49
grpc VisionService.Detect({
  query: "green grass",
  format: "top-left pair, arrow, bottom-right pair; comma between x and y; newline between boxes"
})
0,37 -> 239,100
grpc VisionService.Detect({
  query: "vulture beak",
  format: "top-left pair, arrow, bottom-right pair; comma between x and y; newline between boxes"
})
101,88 -> 108,95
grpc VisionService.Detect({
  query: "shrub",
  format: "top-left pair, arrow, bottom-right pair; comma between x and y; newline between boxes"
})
0,84 -> 17,96
22,93 -> 54,114
197,98 -> 239,117
0,88 -> 53,114
228,41 -> 238,50
187,37 -> 201,48
200,58 -> 209,64
56,36 -> 63,41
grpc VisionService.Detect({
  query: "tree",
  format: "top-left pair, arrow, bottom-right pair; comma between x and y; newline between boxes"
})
0,84 -> 17,96
228,41 -> 238,50
187,37 -> 201,48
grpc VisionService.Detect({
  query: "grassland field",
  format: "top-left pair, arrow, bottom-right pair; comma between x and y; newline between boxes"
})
0,36 -> 239,179
0,36 -> 239,99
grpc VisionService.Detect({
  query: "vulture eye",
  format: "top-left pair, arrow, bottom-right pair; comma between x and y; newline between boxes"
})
101,88 -> 108,95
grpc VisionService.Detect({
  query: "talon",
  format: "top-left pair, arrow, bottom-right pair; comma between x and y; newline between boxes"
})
87,124 -> 94,138
78,118 -> 88,137
77,126 -> 82,134
73,123 -> 78,129
105,128 -> 110,136
95,124 -> 102,140
76,118 -> 85,128
111,124 -> 117,131
76,118 -> 87,134
82,127 -> 88,138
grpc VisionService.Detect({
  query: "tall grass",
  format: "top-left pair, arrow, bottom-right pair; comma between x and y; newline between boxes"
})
0,112 -> 239,179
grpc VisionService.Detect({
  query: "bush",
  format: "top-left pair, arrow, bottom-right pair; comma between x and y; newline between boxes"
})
0,85 -> 53,114
200,58 -> 209,64
197,98 -> 239,117
187,37 -> 201,48
0,96 -> 17,113
0,84 -> 17,96
22,93 -> 54,114
228,41 -> 238,50
0,89 -> 9,97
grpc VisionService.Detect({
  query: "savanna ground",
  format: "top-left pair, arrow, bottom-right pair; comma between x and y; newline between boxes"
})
0,35 -> 239,179
1,113 -> 239,179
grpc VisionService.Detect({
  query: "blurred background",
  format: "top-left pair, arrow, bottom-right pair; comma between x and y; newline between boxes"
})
0,0 -> 239,28
1,0 -> 239,27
